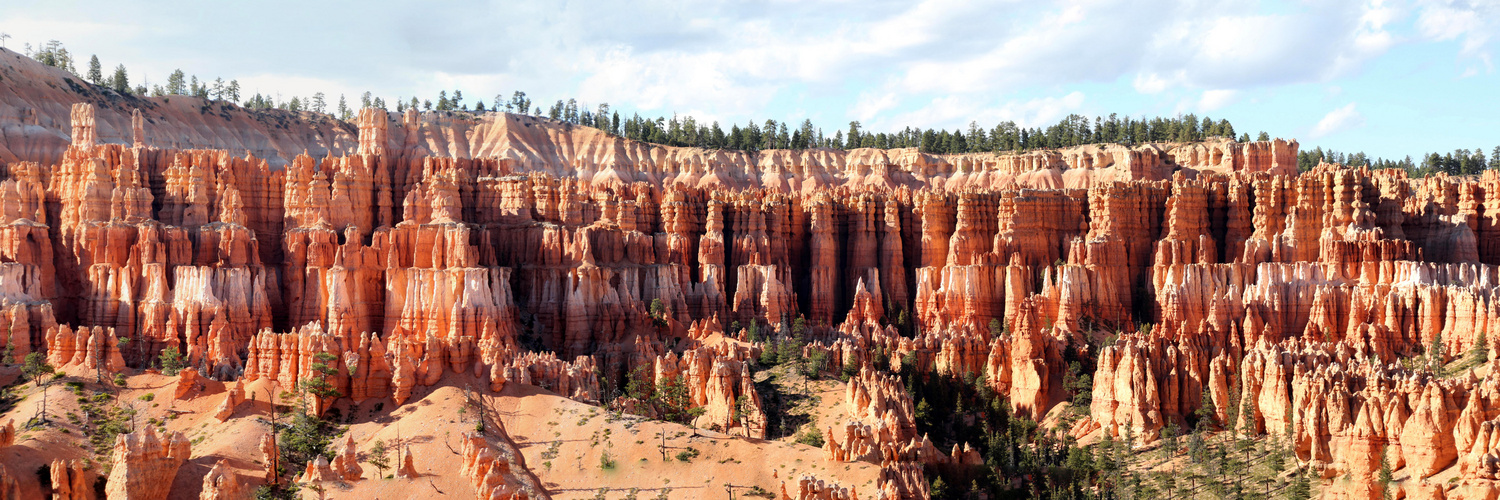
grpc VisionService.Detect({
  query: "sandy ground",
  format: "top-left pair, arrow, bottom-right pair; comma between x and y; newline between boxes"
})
495,379 -> 881,499
0,365 -> 882,499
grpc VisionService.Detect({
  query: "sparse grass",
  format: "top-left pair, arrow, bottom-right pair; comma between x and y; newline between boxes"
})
540,441 -> 562,461
675,447 -> 699,462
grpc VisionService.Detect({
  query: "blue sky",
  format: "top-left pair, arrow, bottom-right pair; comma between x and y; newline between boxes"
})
1,0 -> 1495,159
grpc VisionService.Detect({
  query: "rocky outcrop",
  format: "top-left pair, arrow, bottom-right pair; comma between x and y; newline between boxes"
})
394,444 -> 418,479
0,464 -> 20,500
297,456 -> 336,483
258,434 -> 278,484
28,59 -> 1500,497
105,426 -> 192,500
46,325 -> 126,374
644,338 -> 767,438
330,435 -> 363,482
781,475 -> 859,500
212,380 -> 244,421
459,431 -> 551,500
199,460 -> 247,500
50,459 -> 93,500
173,368 -> 205,400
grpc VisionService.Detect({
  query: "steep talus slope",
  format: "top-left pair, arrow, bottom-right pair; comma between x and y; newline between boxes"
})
0,47 -> 358,167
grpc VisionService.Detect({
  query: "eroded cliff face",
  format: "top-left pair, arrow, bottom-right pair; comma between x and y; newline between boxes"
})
7,50 -> 1500,498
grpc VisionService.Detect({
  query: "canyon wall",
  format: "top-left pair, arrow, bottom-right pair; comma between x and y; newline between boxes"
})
14,48 -> 1500,498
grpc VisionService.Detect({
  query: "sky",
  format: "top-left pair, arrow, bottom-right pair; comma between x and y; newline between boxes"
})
0,0 -> 1495,160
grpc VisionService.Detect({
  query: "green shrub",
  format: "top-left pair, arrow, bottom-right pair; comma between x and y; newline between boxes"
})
158,347 -> 185,376
599,450 -> 617,469
675,447 -> 699,462
795,427 -> 824,448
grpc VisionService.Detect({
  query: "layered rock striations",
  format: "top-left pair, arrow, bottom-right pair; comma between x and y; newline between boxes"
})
22,77 -> 1500,497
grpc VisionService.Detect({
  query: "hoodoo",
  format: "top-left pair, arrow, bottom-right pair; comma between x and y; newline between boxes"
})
0,23 -> 1493,499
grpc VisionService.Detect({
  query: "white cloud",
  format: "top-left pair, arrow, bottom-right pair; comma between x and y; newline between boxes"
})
1309,103 -> 1365,138
1134,72 -> 1182,94
1416,0 -> 1498,72
0,0 -> 1490,139
851,91 -> 900,123
879,92 -> 1085,131
1197,89 -> 1239,111
998,92 -> 1088,128
571,46 -> 777,125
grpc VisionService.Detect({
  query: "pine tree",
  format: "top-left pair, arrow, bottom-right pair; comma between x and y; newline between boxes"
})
86,55 -> 102,84
1467,332 -> 1489,368
166,69 -> 186,95
1377,445 -> 1393,500
21,353 -> 57,425
368,439 -> 391,478
111,64 -> 130,94
159,346 -> 185,376
300,352 -> 342,414
1287,466 -> 1313,500
512,91 -> 529,114
1430,329 -> 1446,373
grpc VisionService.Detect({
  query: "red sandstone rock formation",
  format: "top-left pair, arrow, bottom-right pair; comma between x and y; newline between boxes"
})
212,380 -> 244,421
49,459 -> 94,500
459,431 -> 550,499
259,434 -> 278,484
0,464 -> 19,500
781,474 -> 860,500
199,459 -> 247,500
297,456 -> 336,483
394,445 -> 418,479
31,64 -> 1500,497
46,325 -> 126,375
641,336 -> 768,438
105,426 -> 192,500
330,435 -> 363,482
